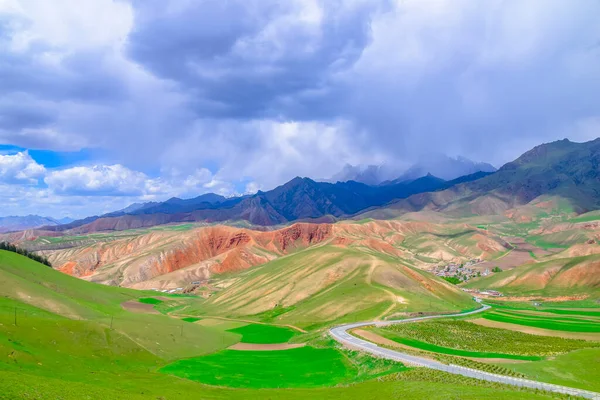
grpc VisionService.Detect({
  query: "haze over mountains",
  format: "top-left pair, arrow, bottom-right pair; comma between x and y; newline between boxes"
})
329,155 -> 497,185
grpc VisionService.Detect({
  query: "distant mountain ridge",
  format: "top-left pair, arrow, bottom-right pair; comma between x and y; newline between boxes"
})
0,215 -> 70,233
42,172 -> 489,233
361,138 -> 600,219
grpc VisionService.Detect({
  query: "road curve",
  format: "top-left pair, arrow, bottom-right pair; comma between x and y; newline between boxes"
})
329,302 -> 600,399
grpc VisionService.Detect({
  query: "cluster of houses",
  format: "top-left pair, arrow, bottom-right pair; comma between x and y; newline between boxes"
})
434,259 -> 488,282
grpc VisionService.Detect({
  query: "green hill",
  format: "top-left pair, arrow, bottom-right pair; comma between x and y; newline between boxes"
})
0,250 -> 551,399
176,246 -> 476,329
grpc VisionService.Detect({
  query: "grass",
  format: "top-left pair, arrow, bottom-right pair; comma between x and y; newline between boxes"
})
138,297 -> 163,305
506,348 -> 600,392
177,246 -> 476,329
226,323 -> 297,344
371,330 -> 541,360
370,320 -> 597,357
160,346 -> 360,388
0,248 -> 572,399
483,310 -> 600,333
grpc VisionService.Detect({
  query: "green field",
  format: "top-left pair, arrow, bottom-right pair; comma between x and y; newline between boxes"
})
227,323 -> 298,343
138,297 -> 163,305
507,348 -> 600,392
483,310 -> 600,332
161,346 -> 372,388
369,320 -> 597,357
0,250 -> 563,399
368,330 -> 541,361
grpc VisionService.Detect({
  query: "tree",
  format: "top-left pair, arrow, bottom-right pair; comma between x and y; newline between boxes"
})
0,241 -> 52,267
492,266 -> 502,273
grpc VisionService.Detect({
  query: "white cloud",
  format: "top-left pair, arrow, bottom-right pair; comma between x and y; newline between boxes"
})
0,151 -> 45,184
43,163 -> 239,200
2,0 -> 133,52
45,164 -> 149,196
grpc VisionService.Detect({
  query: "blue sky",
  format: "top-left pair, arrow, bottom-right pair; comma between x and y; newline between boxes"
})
0,0 -> 599,218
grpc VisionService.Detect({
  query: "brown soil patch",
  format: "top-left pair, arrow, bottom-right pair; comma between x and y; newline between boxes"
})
228,343 -> 306,351
469,318 -> 600,341
121,300 -> 159,314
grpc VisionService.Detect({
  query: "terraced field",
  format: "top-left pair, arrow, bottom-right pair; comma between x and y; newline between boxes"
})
481,309 -> 600,333
360,306 -> 600,393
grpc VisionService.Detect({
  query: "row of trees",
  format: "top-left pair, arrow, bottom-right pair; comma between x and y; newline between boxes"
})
0,242 -> 52,267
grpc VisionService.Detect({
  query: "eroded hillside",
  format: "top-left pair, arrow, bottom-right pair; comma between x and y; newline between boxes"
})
35,220 -> 508,289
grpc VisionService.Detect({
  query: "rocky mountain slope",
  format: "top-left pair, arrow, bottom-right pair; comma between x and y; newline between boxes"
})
43,173 -> 487,233
361,139 -> 600,219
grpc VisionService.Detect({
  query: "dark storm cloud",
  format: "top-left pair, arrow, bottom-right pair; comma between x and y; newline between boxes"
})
127,0 -> 389,119
1,0 -> 599,217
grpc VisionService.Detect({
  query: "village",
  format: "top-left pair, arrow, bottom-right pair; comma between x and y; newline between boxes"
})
434,258 -> 491,282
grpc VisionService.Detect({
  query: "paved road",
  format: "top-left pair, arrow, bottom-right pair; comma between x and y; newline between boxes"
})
329,302 -> 600,399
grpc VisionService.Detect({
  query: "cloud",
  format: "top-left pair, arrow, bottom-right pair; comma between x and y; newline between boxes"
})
0,151 -> 45,184
44,164 -> 150,196
160,118 -> 383,190
44,163 -> 237,199
0,0 -> 599,218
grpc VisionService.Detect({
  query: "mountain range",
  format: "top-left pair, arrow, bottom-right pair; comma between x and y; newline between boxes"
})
42,172 -> 490,233
0,215 -> 74,233
26,138 -> 600,234
364,138 -> 600,218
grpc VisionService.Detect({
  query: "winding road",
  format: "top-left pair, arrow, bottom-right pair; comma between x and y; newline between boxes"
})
329,301 -> 600,399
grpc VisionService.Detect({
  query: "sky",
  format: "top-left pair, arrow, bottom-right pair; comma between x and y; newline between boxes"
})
0,0 -> 599,218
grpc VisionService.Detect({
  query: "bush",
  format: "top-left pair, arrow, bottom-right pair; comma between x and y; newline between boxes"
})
492,266 -> 502,272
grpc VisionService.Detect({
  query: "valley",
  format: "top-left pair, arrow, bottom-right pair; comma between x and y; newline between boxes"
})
1,139 -> 600,399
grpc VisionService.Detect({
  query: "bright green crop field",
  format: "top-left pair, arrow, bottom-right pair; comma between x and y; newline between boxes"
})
161,346 -> 373,388
483,310 -> 600,332
226,323 -> 298,343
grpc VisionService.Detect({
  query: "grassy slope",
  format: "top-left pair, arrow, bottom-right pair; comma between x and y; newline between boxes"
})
0,250 -> 238,360
0,250 -> 561,399
176,246 -> 475,329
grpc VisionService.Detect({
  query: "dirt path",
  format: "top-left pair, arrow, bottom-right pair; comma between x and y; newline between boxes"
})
366,261 -> 400,320
121,300 -> 159,314
469,318 -> 600,341
228,343 -> 306,351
